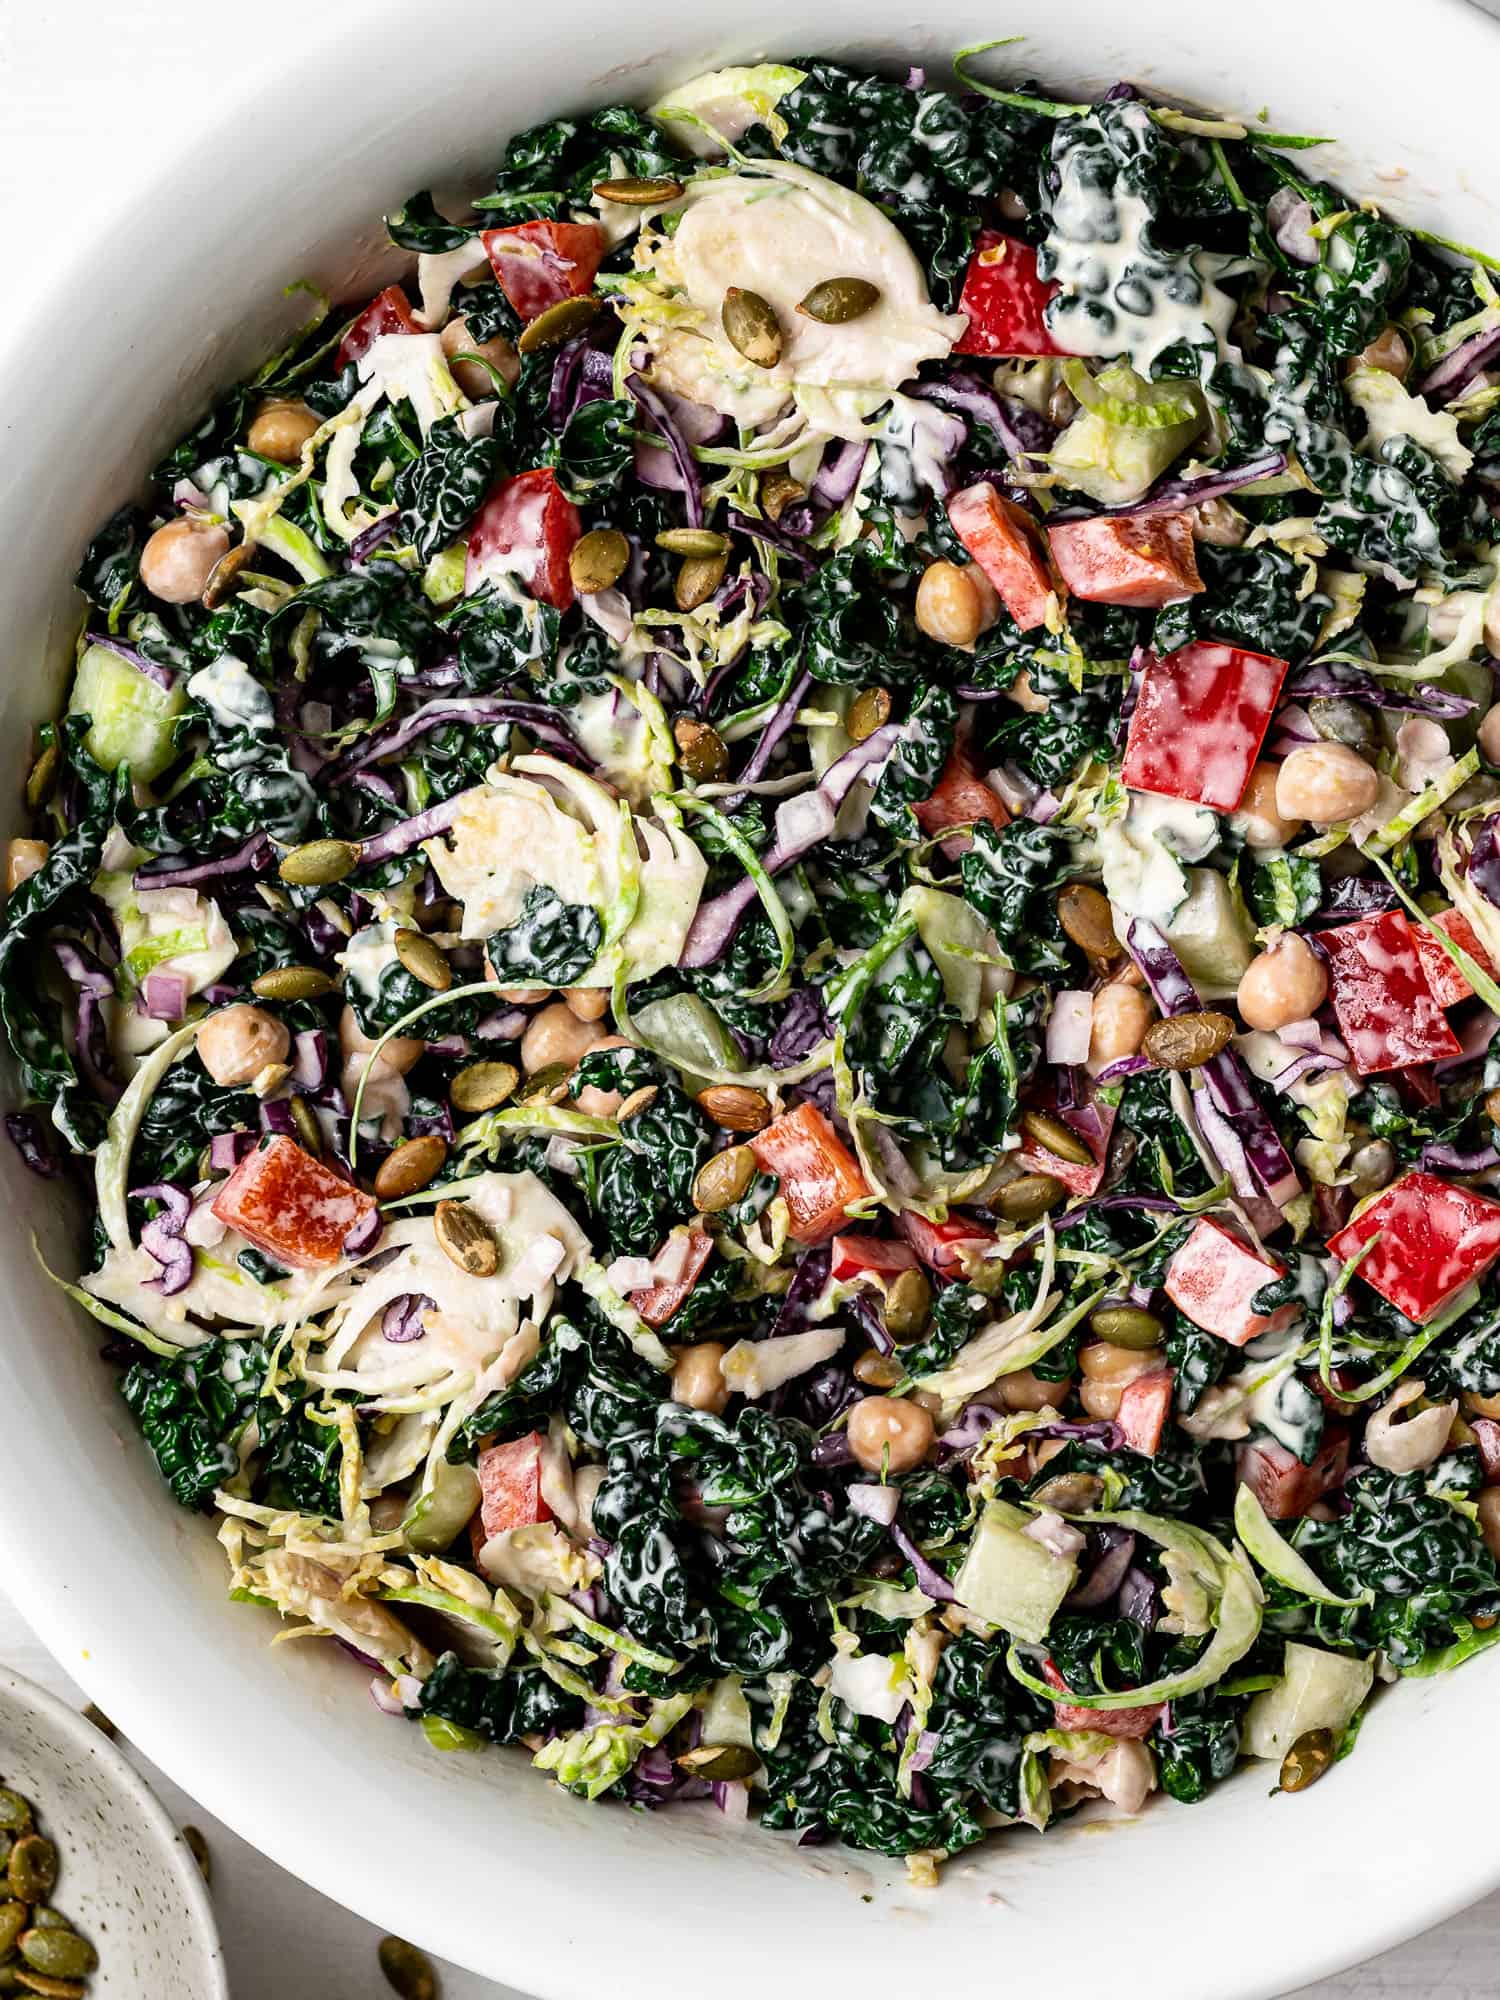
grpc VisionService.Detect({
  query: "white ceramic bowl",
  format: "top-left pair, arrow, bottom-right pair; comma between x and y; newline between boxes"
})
0,1669 -> 227,1997
2,4 -> 1499,1994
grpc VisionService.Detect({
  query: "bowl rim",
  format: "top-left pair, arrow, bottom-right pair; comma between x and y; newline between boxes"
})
0,1665 -> 229,1999
5,5 -> 1500,1997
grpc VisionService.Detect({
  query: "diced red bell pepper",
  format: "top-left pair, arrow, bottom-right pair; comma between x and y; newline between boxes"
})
211,1134 -> 377,1270
953,232 -> 1064,358
476,1431 -> 552,1541
1235,1430 -> 1349,1521
1469,1417 -> 1500,1485
1116,1371 -> 1174,1458
465,468 -> 582,610
1014,1092 -> 1117,1199
1047,512 -> 1204,610
896,1211 -> 996,1277
913,742 -> 1011,842
749,1101 -> 871,1245
1163,1218 -> 1299,1348
829,1234 -> 920,1284
480,220 -> 605,323
1121,641 -> 1289,813
1315,910 -> 1462,1078
946,482 -> 1055,632
1326,1169 -> 1500,1323
629,1227 -> 715,1327
1042,1659 -> 1163,1740
1411,907 -> 1496,1009
336,284 -> 422,371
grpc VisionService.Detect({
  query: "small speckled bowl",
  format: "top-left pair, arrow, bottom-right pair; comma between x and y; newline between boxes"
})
0,1669 -> 227,1999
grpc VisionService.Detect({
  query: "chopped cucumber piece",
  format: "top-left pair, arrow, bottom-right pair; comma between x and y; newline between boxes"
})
402,1459 -> 481,1554
953,1498 -> 1078,1644
1165,867 -> 1254,996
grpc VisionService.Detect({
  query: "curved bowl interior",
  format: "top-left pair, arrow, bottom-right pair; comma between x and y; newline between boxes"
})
0,1670 -> 227,1998
2,3 -> 1498,1995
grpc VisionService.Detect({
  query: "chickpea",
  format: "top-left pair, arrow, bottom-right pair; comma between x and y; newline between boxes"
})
198,1003 -> 291,1088
671,1341 -> 729,1415
847,1394 -> 935,1475
520,1003 -> 608,1078
138,516 -> 231,604
1349,324 -> 1410,380
1234,762 -> 1304,849
570,1032 -> 632,1116
246,399 -> 320,464
914,560 -> 995,649
1089,983 -> 1153,1067
1236,934 -> 1329,1032
1478,703 -> 1500,767
440,313 -> 520,399
992,1368 -> 1071,1413
1077,1340 -> 1165,1421
338,1005 -> 423,1079
1478,1487 -> 1500,1563
5,838 -> 47,894
1275,743 -> 1380,826
562,986 -> 610,1023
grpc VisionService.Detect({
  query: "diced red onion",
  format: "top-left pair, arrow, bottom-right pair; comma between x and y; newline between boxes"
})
140,970 -> 189,1022
1417,322 -> 1500,405
344,1207 -> 383,1256
382,1292 -> 432,1342
1046,989 -> 1094,1066
1267,188 -> 1318,263
847,1483 -> 901,1527
889,1518 -> 957,1602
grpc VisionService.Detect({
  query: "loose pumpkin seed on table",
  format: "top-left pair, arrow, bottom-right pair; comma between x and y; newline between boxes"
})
22,40 -> 1500,1895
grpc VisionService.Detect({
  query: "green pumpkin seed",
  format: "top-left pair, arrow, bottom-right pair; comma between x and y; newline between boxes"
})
17,1933 -> 95,1982
0,1904 -> 26,1958
1141,1010 -> 1234,1072
13,1974 -> 85,2000
251,965 -> 335,1002
1089,1305 -> 1165,1350
0,1798 -> 30,1839
278,837 -> 361,888
656,527 -> 730,558
989,1172 -> 1065,1224
674,552 -> 728,613
289,1094 -> 323,1158
379,1935 -> 436,2000
394,928 -> 452,993
1020,1110 -> 1093,1168
721,287 -> 782,369
797,275 -> 881,323
520,1061 -> 571,1103
592,174 -> 684,205
0,1839 -> 10,1873
1056,882 -> 1120,960
847,687 -> 891,744
182,1826 -> 211,1885
433,1199 -> 500,1278
200,539 -> 256,611
516,295 -> 601,355
673,716 -> 728,782
24,742 -> 59,813
568,528 -> 630,596
25,1912 -> 65,1934
692,1144 -> 756,1214
758,467 -> 805,524
617,1085 -> 659,1122
1279,1727 -> 1336,1793
0,1967 -> 19,1994
883,1266 -> 933,1344
373,1135 -> 448,1202
6,1839 -> 55,1904
676,1743 -> 760,1780
451,1060 -> 520,1114
79,1704 -> 116,1741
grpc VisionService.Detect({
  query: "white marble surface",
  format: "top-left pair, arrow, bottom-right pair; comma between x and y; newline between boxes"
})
2,4 -> 1500,1994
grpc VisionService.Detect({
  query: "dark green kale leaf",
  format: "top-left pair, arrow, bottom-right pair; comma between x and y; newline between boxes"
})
543,398 -> 635,500
1304,211 -> 1412,358
961,820 -> 1076,976
577,1078 -> 711,1257
1152,1687 -> 1243,1802
256,1402 -> 345,1516
1153,542 -> 1332,665
868,687 -> 957,842
393,413 -> 500,560
385,190 -> 476,253
789,521 -> 937,687
133,1062 -> 255,1189
119,1336 -> 270,1511
419,1652 -> 583,1741
980,660 -> 1122,791
76,504 -> 151,611
478,105 -> 680,222
485,885 -> 603,986
444,584 -> 561,692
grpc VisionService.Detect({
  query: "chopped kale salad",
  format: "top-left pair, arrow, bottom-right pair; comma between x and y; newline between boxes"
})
12,47 -> 1500,1881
